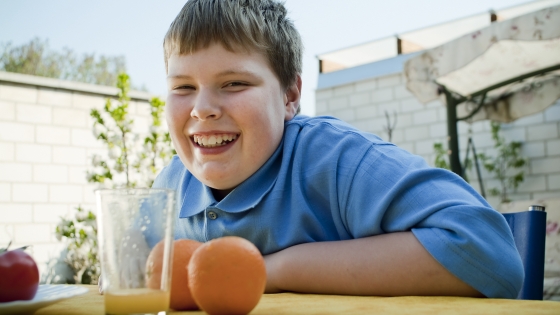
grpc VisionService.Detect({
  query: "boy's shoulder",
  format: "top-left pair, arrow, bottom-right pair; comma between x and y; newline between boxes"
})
152,155 -> 186,189
285,115 -> 386,145
286,115 -> 356,129
282,115 -> 404,172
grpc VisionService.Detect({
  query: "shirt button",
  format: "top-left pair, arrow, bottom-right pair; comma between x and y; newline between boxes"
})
208,211 -> 218,220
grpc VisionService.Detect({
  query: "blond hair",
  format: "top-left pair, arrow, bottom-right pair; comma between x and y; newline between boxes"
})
163,0 -> 303,89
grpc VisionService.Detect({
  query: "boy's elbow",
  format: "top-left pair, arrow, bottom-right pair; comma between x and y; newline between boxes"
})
489,248 -> 524,299
506,253 -> 525,299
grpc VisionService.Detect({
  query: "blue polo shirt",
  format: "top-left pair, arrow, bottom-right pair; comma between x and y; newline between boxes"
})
152,115 -> 523,299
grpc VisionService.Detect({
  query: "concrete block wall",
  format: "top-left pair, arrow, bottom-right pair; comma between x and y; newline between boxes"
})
315,72 -> 560,209
0,71 -> 154,276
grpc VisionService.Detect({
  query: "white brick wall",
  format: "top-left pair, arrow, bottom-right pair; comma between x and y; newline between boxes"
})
16,144 -> 52,163
316,72 -> 560,209
16,103 -> 52,124
36,126 -> 70,145
0,100 -> 15,119
371,88 -> 393,103
38,88 -> 72,107
0,72 -> 153,277
0,122 -> 35,142
0,83 -> 38,103
548,139 -> 560,155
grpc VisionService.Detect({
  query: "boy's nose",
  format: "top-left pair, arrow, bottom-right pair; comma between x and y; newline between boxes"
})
191,90 -> 221,121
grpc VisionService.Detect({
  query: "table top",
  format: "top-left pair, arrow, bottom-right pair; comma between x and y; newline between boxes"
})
34,285 -> 560,315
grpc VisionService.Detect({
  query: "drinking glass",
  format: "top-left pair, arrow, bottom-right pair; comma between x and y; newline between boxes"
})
96,188 -> 176,315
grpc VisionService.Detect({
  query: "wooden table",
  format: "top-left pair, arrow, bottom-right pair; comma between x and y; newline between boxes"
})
35,285 -> 560,315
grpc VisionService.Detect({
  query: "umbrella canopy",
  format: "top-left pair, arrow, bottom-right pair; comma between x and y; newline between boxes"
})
439,38 -> 560,123
405,4 -> 560,105
404,4 -> 560,176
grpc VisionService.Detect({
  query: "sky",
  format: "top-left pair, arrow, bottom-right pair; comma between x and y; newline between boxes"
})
0,0 -> 531,116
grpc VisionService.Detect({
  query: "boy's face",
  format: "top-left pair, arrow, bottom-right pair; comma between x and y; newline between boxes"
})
166,43 -> 300,195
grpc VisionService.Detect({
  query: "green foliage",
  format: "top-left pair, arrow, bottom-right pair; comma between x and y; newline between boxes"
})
478,122 -> 526,203
52,73 -> 175,284
0,37 -> 146,90
133,97 -> 176,186
87,73 -> 175,188
433,141 -> 473,182
433,142 -> 450,170
87,73 -> 134,187
53,206 -> 99,284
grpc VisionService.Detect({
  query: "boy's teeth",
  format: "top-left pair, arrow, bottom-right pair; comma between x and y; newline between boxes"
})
195,134 -> 237,148
209,135 -> 216,145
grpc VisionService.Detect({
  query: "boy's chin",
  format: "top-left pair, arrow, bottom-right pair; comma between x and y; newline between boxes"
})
202,179 -> 239,194
209,186 -> 235,200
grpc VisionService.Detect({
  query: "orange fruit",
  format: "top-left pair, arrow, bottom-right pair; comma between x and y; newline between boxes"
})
146,239 -> 202,310
145,241 -> 166,290
188,236 -> 266,315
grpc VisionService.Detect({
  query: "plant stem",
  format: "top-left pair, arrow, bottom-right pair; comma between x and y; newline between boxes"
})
120,125 -> 130,186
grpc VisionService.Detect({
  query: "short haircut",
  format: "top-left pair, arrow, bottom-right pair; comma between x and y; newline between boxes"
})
163,0 -> 303,90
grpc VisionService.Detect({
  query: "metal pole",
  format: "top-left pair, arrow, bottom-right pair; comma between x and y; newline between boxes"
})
443,87 -> 463,178
470,138 -> 486,198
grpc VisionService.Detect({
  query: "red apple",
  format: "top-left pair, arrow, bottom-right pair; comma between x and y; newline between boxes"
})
0,243 -> 39,303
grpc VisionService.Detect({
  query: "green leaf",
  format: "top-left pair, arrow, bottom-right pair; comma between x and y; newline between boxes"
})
478,121 -> 527,203
0,37 -> 126,86
50,70 -> 177,284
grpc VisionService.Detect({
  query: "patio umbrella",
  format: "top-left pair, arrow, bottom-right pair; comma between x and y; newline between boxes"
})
404,4 -> 560,177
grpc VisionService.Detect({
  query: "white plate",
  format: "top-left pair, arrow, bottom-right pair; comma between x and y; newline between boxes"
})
0,285 -> 89,314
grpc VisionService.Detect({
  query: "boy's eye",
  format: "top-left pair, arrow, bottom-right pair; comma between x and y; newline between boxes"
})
224,82 -> 247,88
175,85 -> 195,90
170,84 -> 195,95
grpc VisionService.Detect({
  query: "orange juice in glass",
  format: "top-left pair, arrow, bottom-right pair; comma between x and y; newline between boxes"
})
105,288 -> 170,314
96,188 -> 176,315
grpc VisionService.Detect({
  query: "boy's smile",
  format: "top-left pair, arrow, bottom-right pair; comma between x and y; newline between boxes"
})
193,133 -> 238,148
166,43 -> 300,197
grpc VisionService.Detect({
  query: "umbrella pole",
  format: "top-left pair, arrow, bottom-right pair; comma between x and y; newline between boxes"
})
442,87 -> 463,178
463,137 -> 486,198
470,138 -> 486,198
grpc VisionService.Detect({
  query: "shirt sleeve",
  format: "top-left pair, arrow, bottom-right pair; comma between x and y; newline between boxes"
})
342,143 -> 524,299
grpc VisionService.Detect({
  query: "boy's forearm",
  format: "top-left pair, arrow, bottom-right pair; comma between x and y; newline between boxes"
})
264,232 -> 483,297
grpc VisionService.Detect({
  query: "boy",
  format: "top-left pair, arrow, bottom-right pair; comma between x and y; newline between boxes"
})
154,0 -> 523,298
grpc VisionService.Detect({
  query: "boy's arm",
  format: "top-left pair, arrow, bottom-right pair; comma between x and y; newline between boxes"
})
264,231 -> 483,297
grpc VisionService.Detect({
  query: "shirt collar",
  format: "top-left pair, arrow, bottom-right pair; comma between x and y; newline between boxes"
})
178,139 -> 283,218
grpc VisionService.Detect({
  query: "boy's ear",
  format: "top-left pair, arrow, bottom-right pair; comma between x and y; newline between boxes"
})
284,75 -> 302,120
